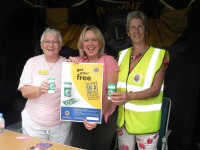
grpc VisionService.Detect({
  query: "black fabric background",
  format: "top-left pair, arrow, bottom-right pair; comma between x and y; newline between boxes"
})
0,0 -> 199,150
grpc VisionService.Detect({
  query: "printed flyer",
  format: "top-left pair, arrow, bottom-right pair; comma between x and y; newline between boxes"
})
60,62 -> 103,124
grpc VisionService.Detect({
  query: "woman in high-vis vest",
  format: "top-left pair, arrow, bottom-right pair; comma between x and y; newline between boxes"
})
110,10 -> 169,150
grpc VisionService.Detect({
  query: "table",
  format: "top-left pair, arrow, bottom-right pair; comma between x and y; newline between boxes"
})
0,129 -> 81,150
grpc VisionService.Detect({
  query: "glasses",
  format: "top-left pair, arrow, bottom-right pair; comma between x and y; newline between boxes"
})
43,40 -> 59,45
129,25 -> 145,31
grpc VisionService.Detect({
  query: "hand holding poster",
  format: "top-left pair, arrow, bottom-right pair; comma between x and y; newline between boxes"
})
60,62 -> 103,124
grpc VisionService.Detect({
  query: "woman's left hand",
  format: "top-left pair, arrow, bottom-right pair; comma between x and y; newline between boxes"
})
83,120 -> 97,130
66,56 -> 79,63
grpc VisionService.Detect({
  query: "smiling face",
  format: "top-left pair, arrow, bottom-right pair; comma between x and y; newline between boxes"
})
127,18 -> 146,45
82,30 -> 100,59
41,33 -> 62,62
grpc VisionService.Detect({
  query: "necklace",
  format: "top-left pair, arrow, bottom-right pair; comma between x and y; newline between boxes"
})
130,50 -> 144,60
47,62 -> 56,70
45,57 -> 60,70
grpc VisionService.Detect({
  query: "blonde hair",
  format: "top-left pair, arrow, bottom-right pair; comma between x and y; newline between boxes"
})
77,25 -> 105,57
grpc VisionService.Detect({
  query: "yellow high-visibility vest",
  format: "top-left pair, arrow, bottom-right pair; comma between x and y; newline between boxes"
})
117,46 -> 168,134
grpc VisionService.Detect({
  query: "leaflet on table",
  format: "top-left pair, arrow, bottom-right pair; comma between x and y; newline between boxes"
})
60,62 -> 103,124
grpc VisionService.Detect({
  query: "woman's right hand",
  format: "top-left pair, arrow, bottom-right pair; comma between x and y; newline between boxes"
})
39,80 -> 49,94
110,92 -> 127,105
83,120 -> 97,130
66,56 -> 79,63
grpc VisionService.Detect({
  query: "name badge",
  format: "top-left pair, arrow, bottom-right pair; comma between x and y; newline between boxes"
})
38,70 -> 49,75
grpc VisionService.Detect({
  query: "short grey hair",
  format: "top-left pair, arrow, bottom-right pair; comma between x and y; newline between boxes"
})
126,10 -> 148,32
40,27 -> 62,45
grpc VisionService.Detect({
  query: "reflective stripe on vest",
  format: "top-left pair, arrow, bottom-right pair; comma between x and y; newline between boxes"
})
118,48 -> 130,66
143,48 -> 160,90
117,81 -> 164,92
124,102 -> 162,112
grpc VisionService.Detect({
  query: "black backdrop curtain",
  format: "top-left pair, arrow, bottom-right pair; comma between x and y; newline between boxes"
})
0,0 -> 200,150
0,0 -> 46,125
165,1 -> 200,149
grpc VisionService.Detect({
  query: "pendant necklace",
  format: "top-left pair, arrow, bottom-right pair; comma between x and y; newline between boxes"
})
46,56 -> 60,70
47,62 -> 56,70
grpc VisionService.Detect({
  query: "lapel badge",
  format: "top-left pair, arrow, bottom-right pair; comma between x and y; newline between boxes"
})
133,74 -> 140,82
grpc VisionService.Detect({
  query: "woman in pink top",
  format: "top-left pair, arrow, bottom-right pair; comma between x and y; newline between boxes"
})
18,28 -> 72,145
68,25 -> 119,150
